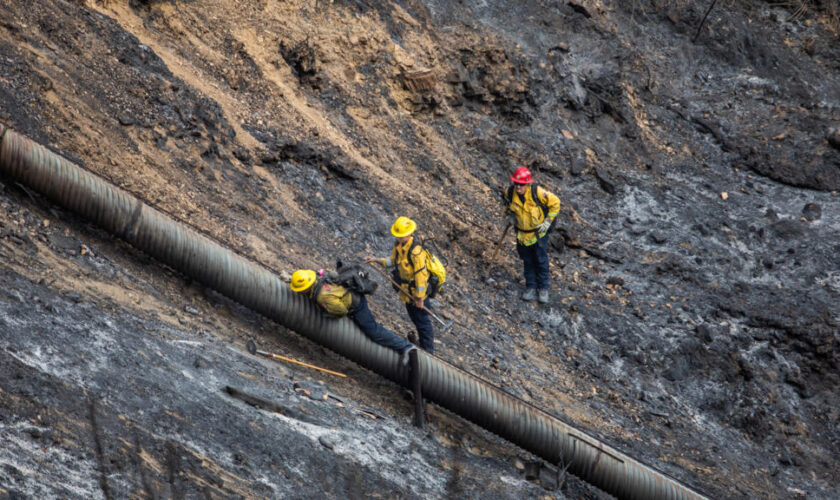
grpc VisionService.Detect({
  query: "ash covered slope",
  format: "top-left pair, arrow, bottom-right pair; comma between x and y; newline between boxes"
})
1,0 -> 839,499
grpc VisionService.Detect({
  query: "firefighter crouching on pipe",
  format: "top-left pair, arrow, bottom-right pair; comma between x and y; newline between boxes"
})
504,166 -> 561,304
290,268 -> 417,362
365,216 -> 435,354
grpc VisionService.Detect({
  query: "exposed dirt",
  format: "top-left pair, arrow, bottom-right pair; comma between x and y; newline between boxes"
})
1,0 -> 839,498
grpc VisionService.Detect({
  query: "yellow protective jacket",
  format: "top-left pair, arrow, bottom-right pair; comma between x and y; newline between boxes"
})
310,280 -> 354,317
507,184 -> 561,246
381,236 -> 430,302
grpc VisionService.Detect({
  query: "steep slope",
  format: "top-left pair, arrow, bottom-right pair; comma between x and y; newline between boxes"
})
1,0 -> 838,498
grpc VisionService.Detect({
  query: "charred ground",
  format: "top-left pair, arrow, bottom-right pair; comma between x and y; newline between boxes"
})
1,0 -> 839,499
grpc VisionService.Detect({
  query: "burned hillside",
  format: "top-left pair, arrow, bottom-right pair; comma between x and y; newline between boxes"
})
1,0 -> 839,499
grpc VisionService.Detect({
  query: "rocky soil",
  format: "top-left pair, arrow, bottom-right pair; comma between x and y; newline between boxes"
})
1,0 -> 839,498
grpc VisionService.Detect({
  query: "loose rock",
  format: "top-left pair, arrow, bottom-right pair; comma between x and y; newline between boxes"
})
802,203 -> 821,221
318,435 -> 336,450
828,127 -> 840,151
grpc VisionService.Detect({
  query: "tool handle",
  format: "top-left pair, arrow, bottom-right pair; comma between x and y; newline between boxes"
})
422,306 -> 448,327
262,351 -> 347,377
367,261 -> 414,301
367,262 -> 447,326
490,222 -> 512,261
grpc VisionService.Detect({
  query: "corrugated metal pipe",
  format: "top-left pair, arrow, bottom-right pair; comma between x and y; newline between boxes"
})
0,124 -> 708,500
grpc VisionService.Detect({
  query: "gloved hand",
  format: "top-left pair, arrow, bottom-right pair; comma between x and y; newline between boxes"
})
364,256 -> 387,266
506,212 -> 517,225
537,218 -> 552,234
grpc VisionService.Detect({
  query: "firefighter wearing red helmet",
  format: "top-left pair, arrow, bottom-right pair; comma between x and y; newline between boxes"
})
503,166 -> 561,303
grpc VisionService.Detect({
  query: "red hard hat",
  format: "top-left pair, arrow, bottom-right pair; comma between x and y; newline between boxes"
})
510,166 -> 533,184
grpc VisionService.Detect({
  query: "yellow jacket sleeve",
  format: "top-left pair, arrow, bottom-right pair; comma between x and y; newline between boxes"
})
410,246 -> 429,299
537,186 -> 561,220
382,248 -> 396,267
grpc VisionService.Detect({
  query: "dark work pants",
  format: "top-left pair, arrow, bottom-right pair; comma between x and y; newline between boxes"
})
405,302 -> 435,353
350,295 -> 414,353
516,234 -> 550,290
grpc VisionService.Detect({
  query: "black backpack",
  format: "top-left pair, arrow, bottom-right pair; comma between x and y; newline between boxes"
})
331,260 -> 379,295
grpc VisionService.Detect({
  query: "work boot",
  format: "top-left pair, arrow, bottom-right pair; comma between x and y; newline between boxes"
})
521,288 -> 536,301
538,289 -> 549,304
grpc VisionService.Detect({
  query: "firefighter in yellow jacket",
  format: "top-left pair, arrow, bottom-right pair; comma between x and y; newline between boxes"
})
504,166 -> 561,303
365,216 -> 435,353
289,269 -> 416,358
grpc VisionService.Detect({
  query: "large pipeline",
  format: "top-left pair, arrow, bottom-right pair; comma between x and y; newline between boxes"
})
0,125 -> 708,500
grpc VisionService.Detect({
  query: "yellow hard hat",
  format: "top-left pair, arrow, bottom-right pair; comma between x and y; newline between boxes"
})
390,216 -> 417,238
290,269 -> 317,292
